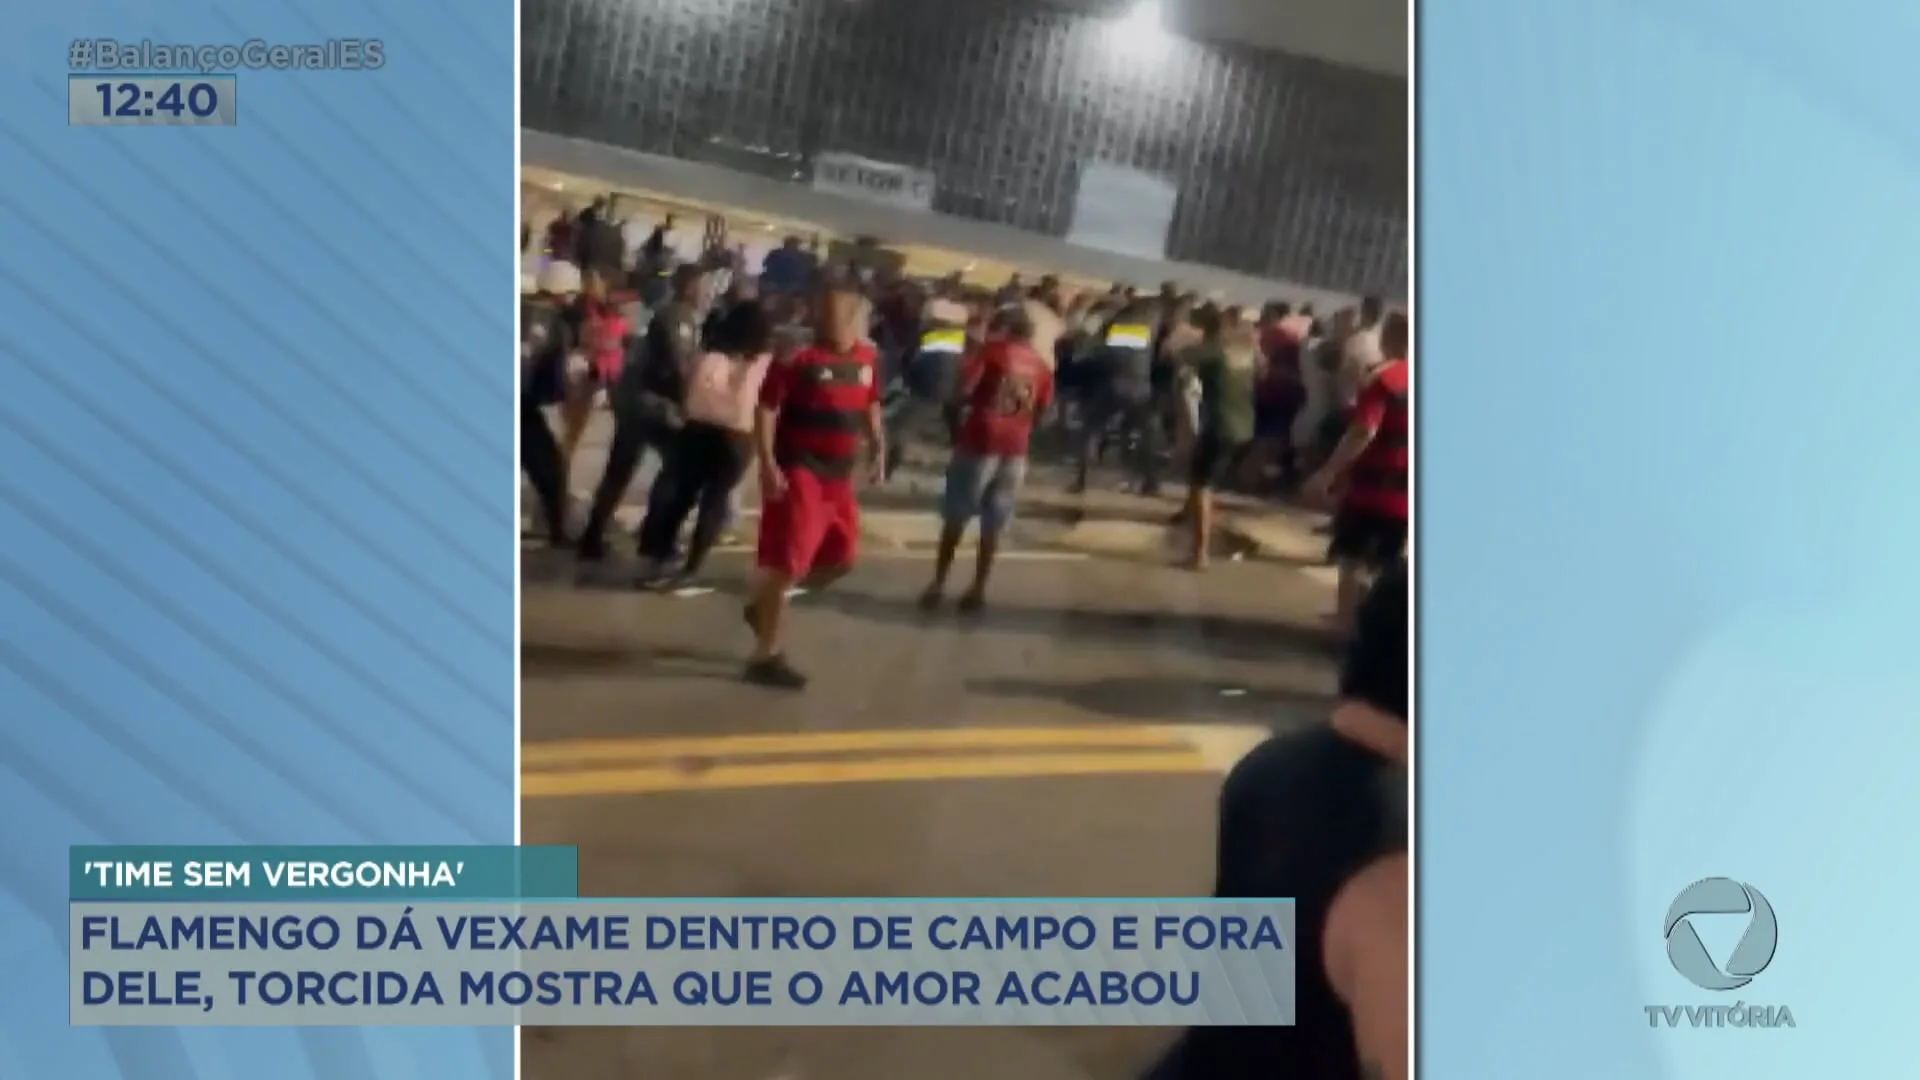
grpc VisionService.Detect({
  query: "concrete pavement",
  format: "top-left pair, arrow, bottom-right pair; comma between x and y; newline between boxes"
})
521,407 -> 1344,1079
521,542 -> 1340,1080
533,407 -> 1334,568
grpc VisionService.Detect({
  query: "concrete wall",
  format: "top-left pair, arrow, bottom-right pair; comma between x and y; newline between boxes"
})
523,0 -> 1407,295
524,129 -> 1365,309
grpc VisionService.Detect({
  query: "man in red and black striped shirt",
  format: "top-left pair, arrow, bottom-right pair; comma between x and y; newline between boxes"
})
744,281 -> 886,689
1307,310 -> 1409,637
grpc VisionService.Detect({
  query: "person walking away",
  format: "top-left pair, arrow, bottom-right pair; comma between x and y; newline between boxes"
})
520,262 -> 581,544
575,264 -> 707,561
635,300 -> 776,588
1180,308 -> 1259,569
1071,298 -> 1163,495
743,282 -> 886,689
919,304 -> 1054,613
1306,311 -> 1409,636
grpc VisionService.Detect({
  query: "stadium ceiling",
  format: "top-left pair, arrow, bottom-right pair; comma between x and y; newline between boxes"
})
1048,0 -> 1408,77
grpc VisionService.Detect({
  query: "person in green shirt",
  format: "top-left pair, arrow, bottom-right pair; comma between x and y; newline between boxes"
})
1180,306 -> 1259,569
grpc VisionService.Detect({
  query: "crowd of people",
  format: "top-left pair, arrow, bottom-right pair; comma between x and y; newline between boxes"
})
521,198 -> 1411,669
521,195 -> 1411,1080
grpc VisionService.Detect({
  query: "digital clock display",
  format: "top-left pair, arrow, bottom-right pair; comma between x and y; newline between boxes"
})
68,75 -> 237,127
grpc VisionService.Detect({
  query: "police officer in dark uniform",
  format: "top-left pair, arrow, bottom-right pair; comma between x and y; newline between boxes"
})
883,277 -> 970,481
576,264 -> 707,562
1070,297 -> 1164,495
520,264 -> 579,545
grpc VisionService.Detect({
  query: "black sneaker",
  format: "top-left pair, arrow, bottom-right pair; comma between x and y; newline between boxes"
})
917,585 -> 943,611
956,588 -> 986,615
744,654 -> 808,690
574,534 -> 609,562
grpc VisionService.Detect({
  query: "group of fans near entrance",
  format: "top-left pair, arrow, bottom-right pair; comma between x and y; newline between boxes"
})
521,198 -> 1411,1080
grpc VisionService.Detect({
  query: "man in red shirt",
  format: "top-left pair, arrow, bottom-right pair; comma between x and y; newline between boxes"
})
920,305 -> 1055,612
745,281 -> 886,689
1306,310 -> 1409,637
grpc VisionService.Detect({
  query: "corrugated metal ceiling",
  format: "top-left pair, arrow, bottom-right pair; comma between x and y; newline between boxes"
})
1042,0 -> 1407,76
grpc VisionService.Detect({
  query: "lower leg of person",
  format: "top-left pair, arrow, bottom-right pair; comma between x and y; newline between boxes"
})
578,419 -> 644,552
923,521 -> 966,605
747,571 -> 791,661
1073,421 -> 1101,492
638,481 -> 701,573
559,386 -> 594,472
520,403 -> 570,541
1136,407 -> 1165,495
1189,488 -> 1213,568
683,471 -> 739,578
963,528 -> 999,605
646,433 -> 718,565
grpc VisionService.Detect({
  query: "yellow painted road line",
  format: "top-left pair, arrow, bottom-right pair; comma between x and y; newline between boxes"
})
522,749 -> 1209,798
522,725 -> 1189,770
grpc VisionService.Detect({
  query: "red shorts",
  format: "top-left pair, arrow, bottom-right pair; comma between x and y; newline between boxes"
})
756,467 -> 859,578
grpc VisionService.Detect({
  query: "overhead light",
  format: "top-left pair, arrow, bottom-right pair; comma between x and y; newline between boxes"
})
1120,1 -> 1161,34
1108,0 -> 1169,60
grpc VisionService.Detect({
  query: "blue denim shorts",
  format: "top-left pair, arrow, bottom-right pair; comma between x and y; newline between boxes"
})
941,453 -> 1027,533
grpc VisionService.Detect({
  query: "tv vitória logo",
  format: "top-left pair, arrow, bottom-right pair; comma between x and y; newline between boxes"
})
1664,878 -> 1777,991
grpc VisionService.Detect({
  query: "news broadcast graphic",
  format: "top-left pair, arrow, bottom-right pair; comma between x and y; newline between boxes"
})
6,2 -> 513,1077
69,847 -> 1296,1026
1417,1 -> 1920,1077
70,76 -> 237,127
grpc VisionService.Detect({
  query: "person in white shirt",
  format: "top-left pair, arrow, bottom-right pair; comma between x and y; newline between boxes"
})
1023,277 -> 1067,370
1336,296 -> 1388,410
1295,307 -> 1357,469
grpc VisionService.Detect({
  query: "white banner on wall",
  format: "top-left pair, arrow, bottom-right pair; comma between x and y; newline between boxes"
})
1068,162 -> 1178,262
812,151 -> 937,212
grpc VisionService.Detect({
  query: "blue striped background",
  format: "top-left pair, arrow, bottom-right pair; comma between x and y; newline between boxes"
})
0,0 -> 514,1076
